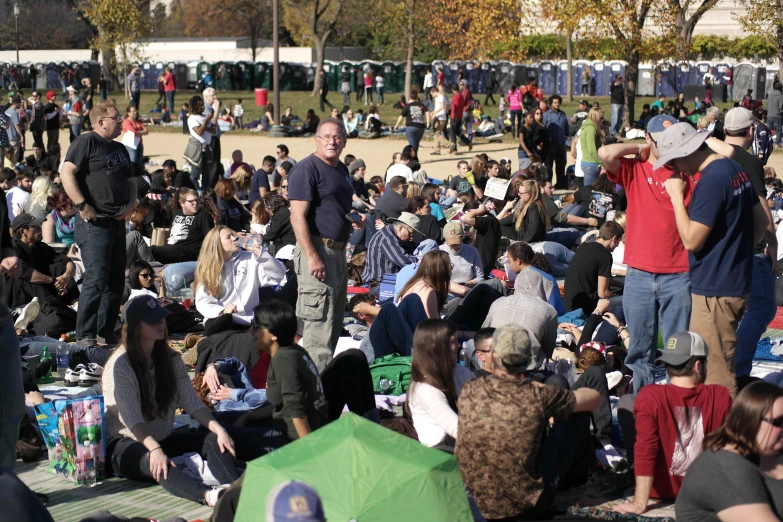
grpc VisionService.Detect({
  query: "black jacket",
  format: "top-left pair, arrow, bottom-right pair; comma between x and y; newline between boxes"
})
262,207 -> 296,253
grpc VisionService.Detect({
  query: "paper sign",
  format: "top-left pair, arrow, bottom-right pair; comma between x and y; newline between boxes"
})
121,131 -> 140,150
484,178 -> 511,200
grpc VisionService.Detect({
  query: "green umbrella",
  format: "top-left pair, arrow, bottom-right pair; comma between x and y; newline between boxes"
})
235,413 -> 472,522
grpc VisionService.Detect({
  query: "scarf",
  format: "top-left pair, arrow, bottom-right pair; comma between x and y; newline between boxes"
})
52,211 -> 75,236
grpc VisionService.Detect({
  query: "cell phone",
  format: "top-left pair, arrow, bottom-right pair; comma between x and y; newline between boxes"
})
345,212 -> 362,223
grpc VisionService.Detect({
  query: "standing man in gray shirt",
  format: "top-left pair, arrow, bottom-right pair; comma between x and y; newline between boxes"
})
127,66 -> 142,110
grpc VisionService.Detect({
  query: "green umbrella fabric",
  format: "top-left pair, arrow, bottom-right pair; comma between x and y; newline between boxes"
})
235,413 -> 472,522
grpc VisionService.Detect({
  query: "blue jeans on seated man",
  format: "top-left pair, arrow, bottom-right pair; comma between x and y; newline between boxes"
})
623,267 -> 691,393
546,228 -> 584,249
532,242 -> 575,278
735,255 -> 777,378
20,336 -> 113,368
562,203 -> 587,217
163,261 -> 198,294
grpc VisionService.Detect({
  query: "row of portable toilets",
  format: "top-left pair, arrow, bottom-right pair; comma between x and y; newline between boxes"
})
3,59 -> 779,101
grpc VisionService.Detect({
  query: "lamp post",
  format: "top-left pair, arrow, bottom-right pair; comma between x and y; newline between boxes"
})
14,3 -> 19,64
268,0 -> 285,137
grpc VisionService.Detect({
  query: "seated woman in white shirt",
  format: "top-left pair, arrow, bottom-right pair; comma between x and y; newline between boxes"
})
407,319 -> 468,452
194,226 -> 286,336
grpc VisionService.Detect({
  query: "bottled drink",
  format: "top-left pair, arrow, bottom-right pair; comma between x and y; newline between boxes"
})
378,378 -> 392,392
458,348 -> 468,367
56,343 -> 71,380
82,440 -> 97,487
39,346 -> 53,383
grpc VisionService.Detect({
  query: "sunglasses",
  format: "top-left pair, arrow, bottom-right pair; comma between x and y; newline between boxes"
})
139,272 -> 152,279
763,416 -> 783,428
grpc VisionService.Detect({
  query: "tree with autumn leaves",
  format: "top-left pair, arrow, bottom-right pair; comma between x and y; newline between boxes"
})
734,0 -> 783,67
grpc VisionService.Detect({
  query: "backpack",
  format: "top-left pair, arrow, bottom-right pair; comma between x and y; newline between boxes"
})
369,354 -> 412,396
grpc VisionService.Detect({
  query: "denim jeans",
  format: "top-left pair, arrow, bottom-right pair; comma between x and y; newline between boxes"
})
462,113 -> 474,141
165,91 -> 174,111
769,117 -> 782,145
581,163 -> 601,186
125,142 -> 144,165
735,255 -> 777,378
546,228 -> 583,249
70,123 -> 82,139
189,166 -> 201,191
509,110 -> 523,138
531,241 -> 574,278
562,203 -> 587,217
623,268 -> 691,392
518,148 -> 528,171
131,91 -> 140,109
610,103 -> 624,135
75,216 -> 126,340
0,320 -> 24,469
163,261 -> 198,294
405,126 -> 425,150
375,86 -> 384,104
20,336 -> 113,368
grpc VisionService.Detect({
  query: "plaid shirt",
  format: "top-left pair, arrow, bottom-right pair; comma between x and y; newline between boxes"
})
0,112 -> 9,148
361,225 -> 416,283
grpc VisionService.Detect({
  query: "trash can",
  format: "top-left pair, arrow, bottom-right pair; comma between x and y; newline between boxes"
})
255,88 -> 268,107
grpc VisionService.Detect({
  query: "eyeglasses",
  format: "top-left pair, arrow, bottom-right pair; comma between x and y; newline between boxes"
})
763,416 -> 783,428
100,114 -> 122,123
316,135 -> 343,143
184,199 -> 199,204
475,348 -> 491,353
139,272 -> 153,279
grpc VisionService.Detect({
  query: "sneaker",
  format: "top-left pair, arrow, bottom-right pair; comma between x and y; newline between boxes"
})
13,297 -> 40,330
595,444 -> 629,472
75,337 -> 97,347
204,484 -> 231,507
78,363 -> 103,387
64,364 -> 85,387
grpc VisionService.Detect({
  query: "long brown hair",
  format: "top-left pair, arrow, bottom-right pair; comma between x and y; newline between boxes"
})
409,319 -> 458,412
514,179 -> 551,231
397,251 -> 451,311
107,320 -> 179,421
703,381 -> 783,465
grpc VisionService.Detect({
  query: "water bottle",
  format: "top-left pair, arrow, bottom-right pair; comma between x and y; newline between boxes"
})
82,440 -> 97,488
378,378 -> 392,393
56,343 -> 71,380
39,346 -> 53,383
459,348 -> 468,367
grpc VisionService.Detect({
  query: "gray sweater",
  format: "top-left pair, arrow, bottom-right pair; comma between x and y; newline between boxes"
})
103,346 -> 207,443
440,243 -> 484,284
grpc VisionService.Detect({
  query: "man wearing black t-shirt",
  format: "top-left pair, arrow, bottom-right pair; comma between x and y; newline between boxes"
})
722,108 -> 778,381
288,118 -> 365,371
564,221 -> 624,314
43,91 -> 60,152
60,100 -> 135,344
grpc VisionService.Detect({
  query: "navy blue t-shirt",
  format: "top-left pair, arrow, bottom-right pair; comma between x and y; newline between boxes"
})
688,158 -> 758,297
287,154 -> 353,242
249,169 -> 271,205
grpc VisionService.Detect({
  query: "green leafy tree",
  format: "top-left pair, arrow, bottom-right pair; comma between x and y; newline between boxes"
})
735,0 -> 783,66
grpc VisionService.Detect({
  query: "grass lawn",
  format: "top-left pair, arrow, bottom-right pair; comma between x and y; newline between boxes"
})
117,90 -> 741,143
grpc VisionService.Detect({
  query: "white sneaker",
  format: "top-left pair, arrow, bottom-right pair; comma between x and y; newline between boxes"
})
13,297 -> 40,330
595,444 -> 629,471
78,363 -> 104,387
64,364 -> 86,387
606,371 -> 624,391
204,484 -> 231,507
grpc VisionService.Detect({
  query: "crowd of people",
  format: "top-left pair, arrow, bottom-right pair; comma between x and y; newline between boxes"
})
1,75 -> 783,522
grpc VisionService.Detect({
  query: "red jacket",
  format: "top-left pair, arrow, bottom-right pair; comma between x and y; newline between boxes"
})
450,92 -> 465,119
164,72 -> 177,92
633,383 -> 731,499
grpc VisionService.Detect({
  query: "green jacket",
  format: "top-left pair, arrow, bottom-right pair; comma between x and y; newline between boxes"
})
579,119 -> 603,165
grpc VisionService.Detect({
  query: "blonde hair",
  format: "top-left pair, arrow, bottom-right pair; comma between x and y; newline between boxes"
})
193,226 -> 231,298
28,175 -> 53,213
230,165 -> 253,195
89,100 -> 118,125
696,116 -> 709,130
514,179 -> 551,232
406,183 -> 421,200
470,155 -> 485,177
612,211 -> 627,230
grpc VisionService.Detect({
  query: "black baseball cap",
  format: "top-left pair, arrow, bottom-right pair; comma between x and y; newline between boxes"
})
12,214 -> 43,234
123,295 -> 171,325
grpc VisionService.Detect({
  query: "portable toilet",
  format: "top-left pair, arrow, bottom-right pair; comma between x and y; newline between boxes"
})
197,61 -> 214,88
607,60 -> 627,87
140,62 -> 155,89
636,63 -> 655,96
169,62 -> 188,90
31,62 -> 46,89
412,62 -> 430,92
45,62 -> 61,90
378,61 -> 395,93
571,60 -> 591,96
253,62 -> 269,89
460,61 -> 476,92
233,62 -> 253,90
537,60 -> 556,97
766,67 -> 778,99
278,63 -> 292,91
655,63 -> 676,98
321,61 -> 337,93
714,62 -> 732,98
495,61 -> 514,94
186,61 -> 199,89
525,63 -> 538,87
304,63 -> 318,91
289,63 -> 308,91
212,62 -> 232,90
675,62 -> 694,94
335,61 -> 355,93
449,60 -> 463,88
556,61 -> 568,95
431,60 -> 449,88
733,62 -> 766,101
591,60 -> 608,96
475,62 -> 491,94
511,63 -> 528,89
694,61 -> 712,86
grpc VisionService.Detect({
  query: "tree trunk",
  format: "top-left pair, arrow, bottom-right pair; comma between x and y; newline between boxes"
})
91,48 -> 100,62
778,22 -> 783,73
624,50 -> 639,131
566,28 -> 573,102
311,35 -> 325,97
404,0 -> 414,99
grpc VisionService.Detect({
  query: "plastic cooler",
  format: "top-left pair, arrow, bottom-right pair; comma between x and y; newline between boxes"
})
255,88 -> 268,107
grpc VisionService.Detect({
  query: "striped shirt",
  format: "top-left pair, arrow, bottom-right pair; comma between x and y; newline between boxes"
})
362,225 -> 416,283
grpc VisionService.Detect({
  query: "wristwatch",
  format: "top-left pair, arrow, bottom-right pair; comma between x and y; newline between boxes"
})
75,201 -> 87,211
